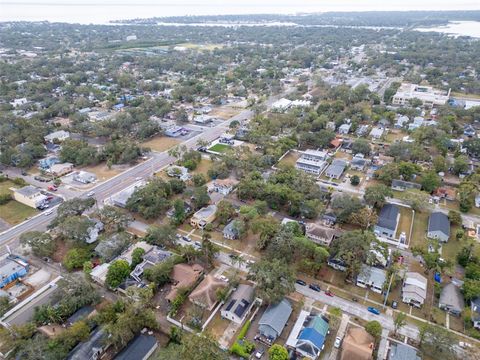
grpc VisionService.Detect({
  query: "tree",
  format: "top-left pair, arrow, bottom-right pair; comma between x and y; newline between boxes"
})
352,139 -> 371,155
97,205 -> 132,232
393,312 -> 407,335
143,256 -> 179,286
453,155 -> 469,175
19,231 -> 55,258
50,197 -> 95,227
448,210 -> 462,226
268,344 -> 288,360
192,174 -> 206,187
350,175 -> 360,186
171,333 -> 227,360
105,260 -> 131,288
399,189 -> 431,212
248,258 -> 295,304
331,194 -> 363,223
131,248 -> 145,269
55,215 -> 95,245
463,279 -> 480,301
433,155 -> 447,173
418,323 -> 456,360
63,248 -> 90,271
349,207 -> 378,230
365,320 -> 382,339
421,171 -> 441,193
192,186 -> 210,210
364,184 -> 392,208
145,224 -> 176,248
215,200 -> 236,225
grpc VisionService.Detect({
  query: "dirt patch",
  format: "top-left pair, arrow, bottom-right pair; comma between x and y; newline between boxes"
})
81,163 -> 122,182
52,240 -> 68,263
210,106 -> 241,119
142,136 -> 181,152
277,151 -> 300,167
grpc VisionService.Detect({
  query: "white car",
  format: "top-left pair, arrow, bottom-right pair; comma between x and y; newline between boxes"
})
87,191 -> 95,197
44,209 -> 53,216
459,341 -> 472,349
135,177 -> 142,181
334,336 -> 342,348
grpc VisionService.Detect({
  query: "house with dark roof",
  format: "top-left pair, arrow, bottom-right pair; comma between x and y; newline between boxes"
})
350,154 -> 369,171
67,328 -> 108,360
427,212 -> 450,242
391,179 -> 421,192
471,298 -> 480,330
388,343 -> 421,360
286,311 -> 330,360
221,284 -> 255,324
439,283 -> 464,316
325,159 -> 347,179
257,298 -> 292,343
114,334 -> 158,360
374,204 -> 400,239
223,220 -> 240,240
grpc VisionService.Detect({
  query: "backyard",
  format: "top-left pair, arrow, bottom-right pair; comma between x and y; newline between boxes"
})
208,143 -> 231,153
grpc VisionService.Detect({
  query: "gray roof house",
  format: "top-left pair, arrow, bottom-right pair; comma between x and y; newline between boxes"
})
427,212 -> 450,242
350,154 -> 369,171
388,343 -> 421,360
73,171 -> 97,184
356,265 -> 386,294
258,299 -> 292,342
221,284 -> 255,324
439,283 -> 464,316
374,204 -> 400,239
391,179 -> 421,192
223,220 -> 240,240
402,272 -> 428,308
471,298 -> 480,330
67,328 -> 108,360
114,334 -> 158,360
325,159 -> 347,179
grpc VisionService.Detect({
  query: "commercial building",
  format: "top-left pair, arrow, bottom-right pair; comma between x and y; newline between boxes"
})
392,83 -> 450,108
73,171 -> 97,184
12,185 -> 47,209
0,255 -> 29,289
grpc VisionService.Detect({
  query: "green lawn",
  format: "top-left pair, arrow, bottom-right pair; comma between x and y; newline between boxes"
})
208,143 -> 231,153
410,211 -> 429,249
0,179 -> 38,225
396,207 -> 413,240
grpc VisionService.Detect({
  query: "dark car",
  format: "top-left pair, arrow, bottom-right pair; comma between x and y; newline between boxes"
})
309,284 -> 321,292
296,279 -> 307,286
325,291 -> 334,297
182,236 -> 191,242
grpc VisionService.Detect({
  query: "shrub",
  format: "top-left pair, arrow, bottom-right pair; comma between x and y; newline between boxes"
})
63,248 -> 91,271
12,177 -> 27,186
0,193 -> 11,205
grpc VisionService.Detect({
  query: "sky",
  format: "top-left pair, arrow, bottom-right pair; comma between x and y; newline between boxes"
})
1,0 -> 479,23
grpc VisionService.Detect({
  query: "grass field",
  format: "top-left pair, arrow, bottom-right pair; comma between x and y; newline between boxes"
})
208,143 -> 230,153
142,136 -> 181,152
0,180 -> 38,225
81,163 -> 121,181
277,151 -> 300,167
177,42 -> 224,51
410,211 -> 429,250
396,206 -> 414,240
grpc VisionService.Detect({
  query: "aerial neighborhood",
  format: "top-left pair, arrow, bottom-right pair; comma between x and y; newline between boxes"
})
0,9 -> 480,360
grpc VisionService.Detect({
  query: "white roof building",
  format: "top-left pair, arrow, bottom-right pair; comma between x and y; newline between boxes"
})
392,83 -> 450,108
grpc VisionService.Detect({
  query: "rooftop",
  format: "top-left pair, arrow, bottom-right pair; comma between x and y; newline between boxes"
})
377,204 -> 399,231
428,212 -> 450,237
114,334 -> 157,360
14,185 -> 42,197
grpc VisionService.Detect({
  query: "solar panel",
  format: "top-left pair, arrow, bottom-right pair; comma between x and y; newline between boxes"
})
225,300 -> 235,311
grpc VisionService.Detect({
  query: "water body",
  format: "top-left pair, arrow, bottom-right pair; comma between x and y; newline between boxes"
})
415,21 -> 480,38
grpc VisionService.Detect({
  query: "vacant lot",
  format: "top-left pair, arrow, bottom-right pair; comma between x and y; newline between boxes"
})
410,211 -> 429,250
81,163 -> 121,182
210,106 -> 241,119
0,180 -> 37,225
395,206 -> 414,242
208,143 -> 230,153
142,136 -> 181,152
277,150 -> 300,167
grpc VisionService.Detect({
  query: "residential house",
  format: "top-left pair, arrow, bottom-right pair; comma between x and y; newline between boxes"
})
167,165 -> 190,181
369,127 -> 384,140
194,114 -> 214,124
190,205 -> 217,229
211,179 -> 238,195
85,219 -> 104,244
221,284 -> 255,324
356,125 -> 369,137
389,343 -> 421,360
402,272 -> 428,308
356,265 -> 386,293
188,274 -> 227,311
374,204 -> 400,239
391,180 -> 421,192
114,334 -> 158,360
131,247 -> 172,282
471,298 -> 480,330
12,185 -> 47,209
44,130 -> 70,143
66,306 -> 94,326
322,213 -> 337,226
286,311 -> 330,360
350,154 -> 369,171
165,126 -> 185,137
67,328 -> 108,360
340,326 -> 375,360
439,283 -> 464,316
48,162 -> 73,177
338,123 -> 352,135
10,98 -> 28,108
326,121 -> 336,131
325,159 -> 347,179
90,263 -> 109,286
427,212 -> 450,242
38,156 -> 60,170
166,263 -> 204,302
223,220 -> 240,240
464,124 -> 476,137
0,255 -> 29,289
258,299 -> 292,343
295,150 -> 329,175
305,223 -> 340,247
327,257 -> 347,272
73,171 -> 97,184
395,115 -> 410,129
408,117 -> 425,131
271,98 -> 292,112
111,180 -> 145,208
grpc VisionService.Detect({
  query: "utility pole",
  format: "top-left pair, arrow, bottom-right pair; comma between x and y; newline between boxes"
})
383,272 -> 394,309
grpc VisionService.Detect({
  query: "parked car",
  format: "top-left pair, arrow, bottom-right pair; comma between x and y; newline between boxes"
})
86,191 -> 95,197
334,337 -> 342,348
44,209 -> 53,216
391,301 -> 398,309
254,347 -> 265,359
309,284 -> 321,292
296,279 -> 307,286
325,291 -> 334,297
194,241 -> 202,248
459,341 -> 472,349
48,185 -> 57,191
182,236 -> 191,243
367,307 -> 380,315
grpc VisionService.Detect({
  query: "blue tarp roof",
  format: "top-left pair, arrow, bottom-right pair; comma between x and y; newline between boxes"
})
298,327 -> 326,349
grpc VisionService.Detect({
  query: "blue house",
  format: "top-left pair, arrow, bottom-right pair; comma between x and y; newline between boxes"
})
39,156 -> 60,170
0,255 -> 29,289
287,311 -> 330,359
